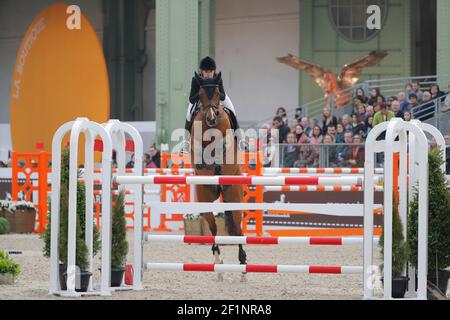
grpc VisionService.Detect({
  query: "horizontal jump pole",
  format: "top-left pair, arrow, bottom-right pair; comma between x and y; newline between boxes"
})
142,201 -> 382,217
144,263 -> 363,274
263,168 -> 384,174
263,185 -> 384,192
115,175 -> 383,186
145,235 -> 379,245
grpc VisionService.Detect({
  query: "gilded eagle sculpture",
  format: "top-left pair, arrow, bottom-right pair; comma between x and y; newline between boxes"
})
277,50 -> 388,107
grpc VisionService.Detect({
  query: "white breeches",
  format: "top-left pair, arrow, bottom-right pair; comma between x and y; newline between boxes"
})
186,94 -> 236,121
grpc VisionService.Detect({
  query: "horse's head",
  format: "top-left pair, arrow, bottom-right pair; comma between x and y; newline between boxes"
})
195,72 -> 223,128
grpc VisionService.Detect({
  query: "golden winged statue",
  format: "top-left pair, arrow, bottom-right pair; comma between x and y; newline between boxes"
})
277,50 -> 388,107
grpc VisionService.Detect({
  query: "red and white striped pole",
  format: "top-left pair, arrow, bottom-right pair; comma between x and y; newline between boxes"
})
144,263 -> 363,274
145,235 -> 379,245
115,175 -> 382,186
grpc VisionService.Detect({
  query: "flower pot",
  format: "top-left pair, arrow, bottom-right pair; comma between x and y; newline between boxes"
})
382,276 -> 409,298
111,267 -> 125,287
59,264 -> 67,291
12,209 -> 36,233
428,270 -> 450,295
0,273 -> 15,285
2,209 -> 36,233
61,267 -> 92,292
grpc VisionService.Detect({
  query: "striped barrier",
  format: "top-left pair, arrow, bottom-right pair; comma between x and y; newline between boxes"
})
115,175 -> 382,186
145,235 -> 379,245
144,263 -> 363,274
263,168 -> 384,174
263,185 -> 384,192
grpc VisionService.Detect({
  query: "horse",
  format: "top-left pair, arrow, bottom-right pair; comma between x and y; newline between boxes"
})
189,71 -> 247,282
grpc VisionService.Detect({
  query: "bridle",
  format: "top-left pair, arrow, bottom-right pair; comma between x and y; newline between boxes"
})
200,84 -> 220,126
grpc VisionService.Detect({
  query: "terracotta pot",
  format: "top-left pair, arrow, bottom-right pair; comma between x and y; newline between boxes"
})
5,209 -> 36,233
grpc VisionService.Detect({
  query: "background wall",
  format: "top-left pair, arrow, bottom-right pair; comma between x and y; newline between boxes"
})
215,0 -> 299,125
0,0 -> 103,125
299,0 -> 413,105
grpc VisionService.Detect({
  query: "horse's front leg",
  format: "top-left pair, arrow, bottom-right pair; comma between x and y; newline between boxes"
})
222,183 -> 247,282
238,243 -> 247,283
197,184 -> 224,282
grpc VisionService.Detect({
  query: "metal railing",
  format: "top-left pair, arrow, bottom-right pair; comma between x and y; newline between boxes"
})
410,95 -> 450,133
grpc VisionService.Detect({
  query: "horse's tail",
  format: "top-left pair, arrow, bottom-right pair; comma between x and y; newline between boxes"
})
224,211 -> 236,236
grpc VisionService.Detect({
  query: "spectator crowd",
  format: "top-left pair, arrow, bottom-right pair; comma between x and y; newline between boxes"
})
256,81 -> 450,168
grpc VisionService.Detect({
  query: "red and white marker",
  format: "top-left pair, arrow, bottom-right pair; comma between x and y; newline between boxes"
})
144,263 -> 363,274
115,175 -> 382,186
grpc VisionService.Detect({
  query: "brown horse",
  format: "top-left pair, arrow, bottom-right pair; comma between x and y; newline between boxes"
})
189,72 -> 247,282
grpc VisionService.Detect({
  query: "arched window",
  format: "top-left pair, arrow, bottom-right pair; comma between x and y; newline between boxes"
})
329,0 -> 388,42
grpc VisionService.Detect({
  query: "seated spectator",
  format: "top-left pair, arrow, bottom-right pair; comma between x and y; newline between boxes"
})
405,82 -> 413,96
365,116 -> 374,135
295,125 -> 310,144
322,107 -> 338,135
346,134 -> 365,168
323,134 -> 338,167
376,95 -> 386,105
295,144 -> 318,168
148,145 -> 161,168
386,96 -> 397,109
327,125 -> 337,139
357,103 -> 367,121
276,107 -> 288,125
442,84 -> 450,112
272,116 -> 290,143
404,111 -> 412,122
341,114 -> 352,132
373,102 -> 382,114
373,103 -> 394,127
368,88 -> 381,106
289,119 -> 299,132
411,80 -> 423,102
335,131 -> 354,166
308,118 -> 318,138
413,91 -> 434,121
309,125 -> 323,144
300,117 -> 312,137
335,123 -> 345,143
366,105 -> 375,118
430,84 -> 445,101
351,114 -> 367,138
144,153 -> 152,168
355,88 -> 369,104
407,93 -> 419,111
126,154 -> 135,168
398,92 -> 410,111
391,100 -> 404,119
282,133 -> 300,168
295,107 -> 303,121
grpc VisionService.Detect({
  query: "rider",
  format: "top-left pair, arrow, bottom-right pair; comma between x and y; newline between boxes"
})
185,56 -> 238,132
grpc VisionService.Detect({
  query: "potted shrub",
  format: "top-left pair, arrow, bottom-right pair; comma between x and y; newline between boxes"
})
408,148 -> 450,295
0,217 -> 10,234
41,147 -> 100,292
0,250 -> 21,285
379,197 -> 409,298
110,191 -> 128,287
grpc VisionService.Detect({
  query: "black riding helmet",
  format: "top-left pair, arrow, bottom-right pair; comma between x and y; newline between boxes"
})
199,56 -> 216,71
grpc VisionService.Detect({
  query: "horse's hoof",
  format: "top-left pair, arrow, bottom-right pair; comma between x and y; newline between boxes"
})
240,273 -> 247,283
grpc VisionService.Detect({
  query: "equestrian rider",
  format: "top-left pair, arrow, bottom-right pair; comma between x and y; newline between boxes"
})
185,56 -> 238,132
